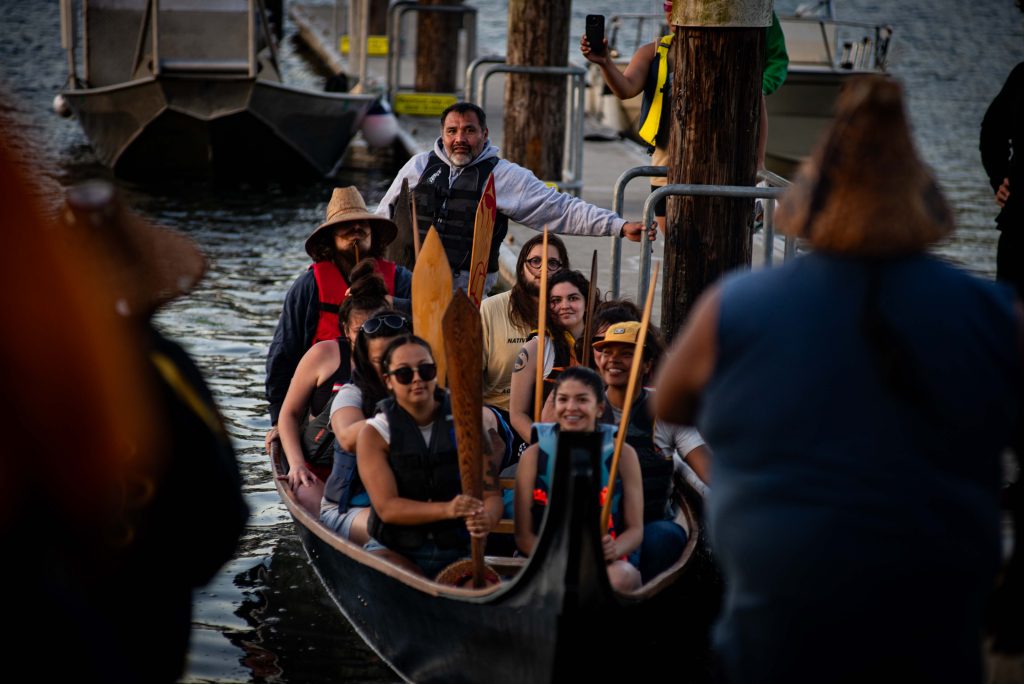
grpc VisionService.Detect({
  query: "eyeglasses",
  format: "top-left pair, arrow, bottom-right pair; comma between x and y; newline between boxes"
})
386,363 -> 438,385
525,256 -> 563,272
361,314 -> 410,336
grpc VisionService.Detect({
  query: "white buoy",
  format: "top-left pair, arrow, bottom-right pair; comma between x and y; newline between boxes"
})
52,93 -> 72,118
360,98 -> 398,148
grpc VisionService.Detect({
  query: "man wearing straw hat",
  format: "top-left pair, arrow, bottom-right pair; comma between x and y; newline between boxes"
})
654,77 -> 1023,683
266,186 -> 412,433
375,102 -> 649,295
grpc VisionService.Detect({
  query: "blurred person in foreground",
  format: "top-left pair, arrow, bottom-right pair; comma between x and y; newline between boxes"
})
654,76 -> 1023,684
1,154 -> 248,683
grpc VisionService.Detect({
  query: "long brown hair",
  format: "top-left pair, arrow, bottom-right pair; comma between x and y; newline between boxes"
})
509,233 -> 570,330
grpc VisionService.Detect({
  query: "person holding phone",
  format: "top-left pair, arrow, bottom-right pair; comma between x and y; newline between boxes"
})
580,3 -> 788,232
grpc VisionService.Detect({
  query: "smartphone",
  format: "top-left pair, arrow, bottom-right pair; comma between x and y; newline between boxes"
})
585,15 -> 605,56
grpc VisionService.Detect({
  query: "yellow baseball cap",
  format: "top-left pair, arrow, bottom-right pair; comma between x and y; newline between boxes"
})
592,321 -> 642,350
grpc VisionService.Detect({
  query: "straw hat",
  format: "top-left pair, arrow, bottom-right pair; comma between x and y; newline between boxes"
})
304,186 -> 398,259
59,180 -> 206,318
775,76 -> 953,255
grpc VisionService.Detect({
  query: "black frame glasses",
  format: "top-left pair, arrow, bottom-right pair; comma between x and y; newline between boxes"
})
525,256 -> 563,272
386,363 -> 438,385
361,314 -> 410,336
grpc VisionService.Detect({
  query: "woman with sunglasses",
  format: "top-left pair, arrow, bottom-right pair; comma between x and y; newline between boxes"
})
508,269 -> 593,444
321,309 -> 412,543
514,367 -> 642,592
357,336 -> 504,578
277,261 -> 390,516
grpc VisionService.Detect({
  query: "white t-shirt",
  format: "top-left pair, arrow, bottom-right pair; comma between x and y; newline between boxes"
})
365,412 -> 434,446
329,382 -> 364,418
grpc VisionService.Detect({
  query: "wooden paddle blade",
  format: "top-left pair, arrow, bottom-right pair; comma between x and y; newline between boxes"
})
467,172 -> 497,307
443,290 -> 486,587
442,290 -> 484,500
412,226 -> 453,388
384,177 -> 416,269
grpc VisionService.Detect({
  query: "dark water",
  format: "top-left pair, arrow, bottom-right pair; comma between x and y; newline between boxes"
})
0,0 -> 1021,682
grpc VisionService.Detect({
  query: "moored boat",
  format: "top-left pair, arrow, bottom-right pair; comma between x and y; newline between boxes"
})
272,429 -> 720,683
56,0 -> 377,180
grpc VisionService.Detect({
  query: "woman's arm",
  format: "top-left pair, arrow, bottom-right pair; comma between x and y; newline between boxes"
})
605,444 -> 644,561
581,37 -> 654,100
514,444 -> 540,556
279,341 -> 337,489
332,405 -> 369,452
653,286 -> 721,425
508,338 -> 539,443
357,423 -> 483,525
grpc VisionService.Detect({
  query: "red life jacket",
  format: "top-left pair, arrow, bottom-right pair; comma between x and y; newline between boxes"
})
311,260 -> 397,345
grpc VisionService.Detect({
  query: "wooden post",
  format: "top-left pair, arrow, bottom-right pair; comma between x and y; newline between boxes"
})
502,0 -> 570,181
369,0 -> 388,36
415,0 -> 463,93
661,1 -> 768,343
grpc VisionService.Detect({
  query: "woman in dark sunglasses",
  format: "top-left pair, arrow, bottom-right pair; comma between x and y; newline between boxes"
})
278,261 -> 389,516
321,308 -> 412,543
357,335 -> 505,578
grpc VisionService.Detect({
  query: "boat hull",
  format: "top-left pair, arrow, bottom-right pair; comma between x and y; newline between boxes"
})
61,76 -> 376,180
275,432 -> 721,683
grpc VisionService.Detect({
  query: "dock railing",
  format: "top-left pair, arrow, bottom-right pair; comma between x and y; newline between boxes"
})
386,1 -> 477,111
611,166 -> 795,301
465,57 -> 586,196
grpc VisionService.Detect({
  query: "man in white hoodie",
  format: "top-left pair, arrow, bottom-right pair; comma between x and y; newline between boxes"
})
375,102 -> 646,293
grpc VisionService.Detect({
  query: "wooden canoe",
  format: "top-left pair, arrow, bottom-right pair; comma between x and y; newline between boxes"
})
271,431 -> 722,683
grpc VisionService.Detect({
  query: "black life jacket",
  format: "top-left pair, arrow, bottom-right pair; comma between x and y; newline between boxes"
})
601,389 -> 674,524
300,339 -> 351,466
412,152 -> 508,273
368,390 -> 466,551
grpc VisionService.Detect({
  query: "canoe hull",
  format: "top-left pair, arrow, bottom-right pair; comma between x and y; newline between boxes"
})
276,432 -> 721,683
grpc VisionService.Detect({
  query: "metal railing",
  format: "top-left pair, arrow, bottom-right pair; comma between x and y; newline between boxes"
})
465,58 -> 587,196
386,1 -> 477,106
635,183 -> 789,302
609,165 -> 665,299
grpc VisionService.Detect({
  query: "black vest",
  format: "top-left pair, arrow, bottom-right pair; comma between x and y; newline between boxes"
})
601,390 -> 674,524
412,153 -> 508,273
368,391 -> 466,551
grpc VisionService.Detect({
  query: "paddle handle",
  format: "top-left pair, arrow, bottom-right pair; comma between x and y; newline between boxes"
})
600,263 -> 659,535
581,249 -> 598,367
533,229 -> 549,424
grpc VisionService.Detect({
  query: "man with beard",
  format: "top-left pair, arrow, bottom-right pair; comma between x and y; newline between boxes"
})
481,233 -> 570,420
376,102 -> 647,293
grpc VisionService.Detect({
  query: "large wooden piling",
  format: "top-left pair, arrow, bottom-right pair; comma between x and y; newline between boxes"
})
415,0 -> 463,92
502,0 -> 570,181
661,1 -> 768,342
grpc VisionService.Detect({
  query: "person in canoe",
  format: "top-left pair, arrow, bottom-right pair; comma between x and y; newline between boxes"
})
508,269 -> 593,444
322,309 -> 413,543
375,102 -> 651,294
593,321 -> 709,583
357,336 -> 505,577
266,186 -> 412,449
277,260 -> 391,516
514,367 -> 643,592
481,234 -> 570,444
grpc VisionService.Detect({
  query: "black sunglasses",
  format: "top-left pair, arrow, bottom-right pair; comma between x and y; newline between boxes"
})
361,314 -> 410,336
386,363 -> 438,385
525,256 -> 563,271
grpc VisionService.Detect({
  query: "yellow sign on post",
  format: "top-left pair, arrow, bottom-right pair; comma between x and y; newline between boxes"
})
339,35 -> 389,56
393,93 -> 458,117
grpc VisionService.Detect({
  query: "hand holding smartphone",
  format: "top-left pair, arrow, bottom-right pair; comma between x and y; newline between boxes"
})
585,15 -> 605,57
